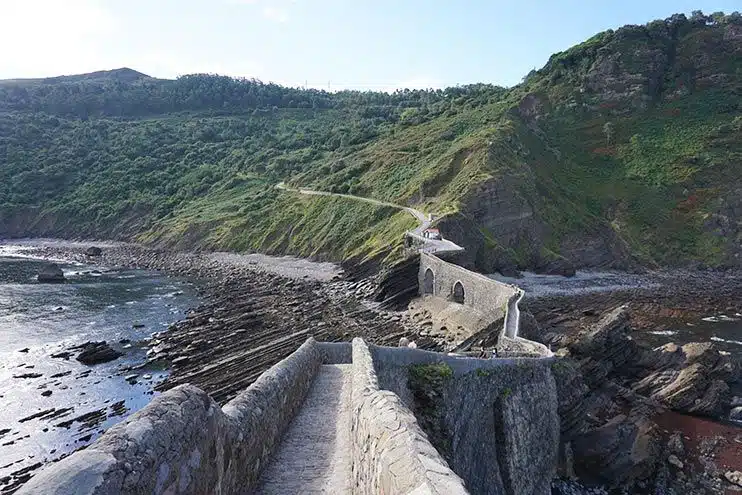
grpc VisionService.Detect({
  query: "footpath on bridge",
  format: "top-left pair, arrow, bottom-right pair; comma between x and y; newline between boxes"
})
255,364 -> 353,494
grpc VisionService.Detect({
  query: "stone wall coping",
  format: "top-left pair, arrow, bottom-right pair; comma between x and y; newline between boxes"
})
420,252 -> 520,292
369,343 -> 555,375
19,337 -> 324,495
350,338 -> 469,494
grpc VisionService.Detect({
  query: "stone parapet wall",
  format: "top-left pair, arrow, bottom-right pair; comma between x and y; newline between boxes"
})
350,338 -> 469,494
419,252 -> 553,358
18,338 -> 325,495
370,344 -> 559,495
419,252 -> 518,325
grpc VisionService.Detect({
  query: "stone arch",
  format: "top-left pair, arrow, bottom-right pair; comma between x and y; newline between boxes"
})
423,268 -> 435,295
452,281 -> 465,304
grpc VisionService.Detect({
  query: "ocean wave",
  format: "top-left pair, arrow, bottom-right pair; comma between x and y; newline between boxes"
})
710,336 -> 742,346
702,315 -> 740,322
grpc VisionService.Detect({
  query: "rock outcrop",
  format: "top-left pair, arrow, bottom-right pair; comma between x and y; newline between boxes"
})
74,341 -> 123,365
85,246 -> 102,256
372,254 -> 419,310
554,306 -> 738,419
633,342 -> 736,417
36,263 -> 65,283
548,305 -> 742,491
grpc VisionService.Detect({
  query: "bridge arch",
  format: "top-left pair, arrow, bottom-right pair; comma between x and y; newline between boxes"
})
423,268 -> 435,295
452,281 -> 465,304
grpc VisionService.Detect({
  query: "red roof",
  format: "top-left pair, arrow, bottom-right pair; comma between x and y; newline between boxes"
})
425,228 -> 440,233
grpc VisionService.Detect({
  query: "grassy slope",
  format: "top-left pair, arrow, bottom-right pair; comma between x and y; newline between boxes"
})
1,14 -> 741,269
141,175 -> 416,263
291,15 -> 742,268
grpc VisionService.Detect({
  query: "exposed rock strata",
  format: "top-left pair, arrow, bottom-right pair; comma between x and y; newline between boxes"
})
25,244 -> 426,404
547,305 -> 742,493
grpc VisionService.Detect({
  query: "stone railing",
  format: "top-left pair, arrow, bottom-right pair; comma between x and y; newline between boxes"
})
18,338 -> 326,495
20,335 -> 557,495
419,252 -> 552,358
369,344 -> 559,495
350,338 -> 469,494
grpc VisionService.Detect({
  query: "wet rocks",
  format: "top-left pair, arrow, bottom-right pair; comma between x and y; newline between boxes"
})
84,246 -> 102,257
633,342 -> 737,418
725,471 -> 742,487
13,373 -> 42,379
36,263 -> 65,283
570,414 -> 660,487
73,341 -> 123,365
549,304 -> 742,492
59,245 -> 415,405
372,254 -> 419,310
555,305 -> 739,420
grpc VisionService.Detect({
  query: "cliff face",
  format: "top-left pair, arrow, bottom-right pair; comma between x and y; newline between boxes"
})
441,12 -> 742,273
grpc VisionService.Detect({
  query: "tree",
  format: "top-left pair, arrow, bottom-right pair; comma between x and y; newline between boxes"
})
710,12 -> 726,25
690,10 -> 709,25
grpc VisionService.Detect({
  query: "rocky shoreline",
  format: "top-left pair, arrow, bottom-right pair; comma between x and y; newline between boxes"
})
524,269 -> 742,334
524,273 -> 742,494
18,243 -> 432,404
9,241 -> 742,494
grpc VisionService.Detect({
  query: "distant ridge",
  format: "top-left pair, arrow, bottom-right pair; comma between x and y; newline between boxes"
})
0,68 -> 153,86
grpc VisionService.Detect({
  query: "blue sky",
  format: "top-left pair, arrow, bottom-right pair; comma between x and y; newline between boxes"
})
1,1 -> 739,90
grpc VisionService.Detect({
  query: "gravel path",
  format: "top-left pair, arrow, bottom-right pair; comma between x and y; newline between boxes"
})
255,364 -> 353,494
276,183 -> 463,254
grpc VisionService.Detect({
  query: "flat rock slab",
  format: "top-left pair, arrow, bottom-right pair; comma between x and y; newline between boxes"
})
255,364 -> 352,494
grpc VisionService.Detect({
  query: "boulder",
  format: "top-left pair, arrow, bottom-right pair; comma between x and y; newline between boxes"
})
570,414 -> 660,488
543,257 -> 577,277
85,246 -> 102,257
729,406 -> 742,422
634,343 -> 735,417
37,263 -> 65,283
75,341 -> 122,365
725,471 -> 742,488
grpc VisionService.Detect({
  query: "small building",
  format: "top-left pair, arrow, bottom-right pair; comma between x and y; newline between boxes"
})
423,228 -> 442,240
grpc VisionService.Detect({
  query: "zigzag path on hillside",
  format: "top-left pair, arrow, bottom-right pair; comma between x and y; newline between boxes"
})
275,182 -> 464,254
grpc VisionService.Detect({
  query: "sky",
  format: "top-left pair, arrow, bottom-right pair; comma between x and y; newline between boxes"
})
1,0 -> 740,91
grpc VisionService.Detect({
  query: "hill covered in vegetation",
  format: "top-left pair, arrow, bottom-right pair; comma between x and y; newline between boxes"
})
1,11 -> 741,273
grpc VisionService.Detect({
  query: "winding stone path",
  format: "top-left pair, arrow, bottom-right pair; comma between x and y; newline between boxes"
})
254,364 -> 353,494
276,182 -> 464,254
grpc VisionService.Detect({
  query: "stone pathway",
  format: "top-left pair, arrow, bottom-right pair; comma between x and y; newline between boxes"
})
276,182 -> 463,254
254,364 -> 353,494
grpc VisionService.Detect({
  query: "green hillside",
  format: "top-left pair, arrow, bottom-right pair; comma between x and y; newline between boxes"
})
1,11 -> 741,272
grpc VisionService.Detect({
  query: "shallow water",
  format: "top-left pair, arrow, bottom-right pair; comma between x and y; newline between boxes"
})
491,270 -> 742,356
636,316 -> 742,355
489,270 -> 661,298
0,246 -> 198,488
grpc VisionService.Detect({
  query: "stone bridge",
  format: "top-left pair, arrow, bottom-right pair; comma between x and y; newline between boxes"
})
20,189 -> 557,494
20,338 -> 559,495
418,252 -> 551,356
